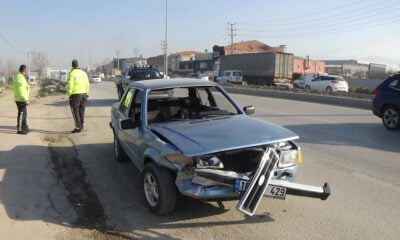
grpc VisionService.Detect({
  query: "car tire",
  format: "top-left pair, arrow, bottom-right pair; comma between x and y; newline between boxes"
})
143,163 -> 177,215
326,86 -> 333,93
382,106 -> 400,130
305,85 -> 311,90
114,132 -> 129,162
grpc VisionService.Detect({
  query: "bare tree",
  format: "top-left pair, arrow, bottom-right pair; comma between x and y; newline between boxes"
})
31,51 -> 49,78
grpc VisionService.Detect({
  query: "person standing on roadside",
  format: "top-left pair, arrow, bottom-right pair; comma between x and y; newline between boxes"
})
12,65 -> 30,134
66,59 -> 90,133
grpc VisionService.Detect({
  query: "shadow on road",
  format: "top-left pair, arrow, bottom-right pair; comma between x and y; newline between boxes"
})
45,98 -> 118,108
0,141 -> 272,239
284,122 -> 400,153
0,125 -> 69,134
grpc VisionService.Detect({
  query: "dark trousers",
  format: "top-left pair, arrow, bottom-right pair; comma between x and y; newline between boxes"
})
69,94 -> 87,129
16,102 -> 28,131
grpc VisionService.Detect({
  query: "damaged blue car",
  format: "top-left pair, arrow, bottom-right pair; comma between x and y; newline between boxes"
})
110,78 -> 330,216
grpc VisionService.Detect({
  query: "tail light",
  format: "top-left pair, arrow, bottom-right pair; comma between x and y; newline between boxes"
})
373,88 -> 380,96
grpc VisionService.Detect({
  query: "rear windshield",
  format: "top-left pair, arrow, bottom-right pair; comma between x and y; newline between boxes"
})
233,71 -> 242,76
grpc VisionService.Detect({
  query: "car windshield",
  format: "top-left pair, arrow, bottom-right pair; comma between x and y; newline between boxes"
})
147,86 -> 240,124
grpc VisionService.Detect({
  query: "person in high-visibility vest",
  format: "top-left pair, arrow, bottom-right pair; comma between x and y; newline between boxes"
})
12,64 -> 30,134
66,59 -> 90,133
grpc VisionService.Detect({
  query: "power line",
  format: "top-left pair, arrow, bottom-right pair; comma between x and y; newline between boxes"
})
239,0 -> 369,26
236,15 -> 400,39
238,1 -> 400,33
0,33 -> 26,55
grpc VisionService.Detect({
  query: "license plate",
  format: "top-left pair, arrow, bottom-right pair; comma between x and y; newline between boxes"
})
234,180 -> 286,200
234,179 -> 249,192
265,185 -> 287,200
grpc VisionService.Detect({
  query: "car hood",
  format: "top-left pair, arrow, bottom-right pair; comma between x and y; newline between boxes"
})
150,115 -> 299,157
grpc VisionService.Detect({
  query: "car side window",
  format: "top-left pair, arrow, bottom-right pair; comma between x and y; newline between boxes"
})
389,78 -> 400,89
225,72 -> 231,77
128,90 -> 142,121
120,90 -> 133,115
312,77 -> 320,81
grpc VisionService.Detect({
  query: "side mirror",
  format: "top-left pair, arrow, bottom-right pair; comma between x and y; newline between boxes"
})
243,105 -> 255,115
120,118 -> 140,130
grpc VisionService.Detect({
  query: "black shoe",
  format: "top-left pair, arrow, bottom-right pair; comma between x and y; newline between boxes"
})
17,130 -> 27,135
71,128 -> 81,134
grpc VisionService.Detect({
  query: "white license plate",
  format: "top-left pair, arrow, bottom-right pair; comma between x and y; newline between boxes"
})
234,179 -> 286,200
265,185 -> 287,200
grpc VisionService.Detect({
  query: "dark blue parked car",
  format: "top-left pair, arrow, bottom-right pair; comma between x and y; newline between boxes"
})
372,74 -> 400,130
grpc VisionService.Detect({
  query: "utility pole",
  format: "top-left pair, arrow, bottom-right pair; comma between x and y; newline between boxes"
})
88,42 -> 95,76
164,0 -> 168,78
227,22 -> 237,55
116,49 -> 120,70
27,51 -> 31,77
133,47 -> 139,59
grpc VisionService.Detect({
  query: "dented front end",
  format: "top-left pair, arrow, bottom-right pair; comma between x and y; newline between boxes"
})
165,141 -> 330,216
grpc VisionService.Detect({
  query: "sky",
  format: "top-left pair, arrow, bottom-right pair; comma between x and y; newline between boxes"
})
0,0 -> 400,69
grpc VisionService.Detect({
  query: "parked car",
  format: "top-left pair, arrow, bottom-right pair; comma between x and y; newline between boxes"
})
216,70 -> 243,84
90,75 -> 102,83
293,73 -> 325,88
304,75 -> 349,93
110,78 -> 330,216
372,74 -> 400,130
115,66 -> 163,99
28,75 -> 36,86
189,72 -> 209,80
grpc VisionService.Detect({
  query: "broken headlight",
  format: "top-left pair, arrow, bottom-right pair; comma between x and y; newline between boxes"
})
196,155 -> 224,169
278,149 -> 303,168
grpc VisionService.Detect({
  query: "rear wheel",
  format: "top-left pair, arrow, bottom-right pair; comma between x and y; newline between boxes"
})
143,163 -> 177,215
382,106 -> 400,130
114,132 -> 129,162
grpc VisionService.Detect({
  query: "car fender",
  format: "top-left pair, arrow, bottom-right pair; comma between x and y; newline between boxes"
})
143,148 -> 179,173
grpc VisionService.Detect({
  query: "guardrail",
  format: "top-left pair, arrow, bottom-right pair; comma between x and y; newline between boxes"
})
223,86 -> 372,110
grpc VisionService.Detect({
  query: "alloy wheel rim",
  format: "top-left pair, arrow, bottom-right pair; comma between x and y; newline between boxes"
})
144,173 -> 159,207
383,109 -> 398,128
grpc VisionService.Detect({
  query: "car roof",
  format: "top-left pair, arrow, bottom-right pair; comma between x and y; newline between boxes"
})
128,78 -> 216,90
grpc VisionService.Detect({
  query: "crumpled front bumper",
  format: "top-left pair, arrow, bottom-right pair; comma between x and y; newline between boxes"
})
175,148 -> 330,216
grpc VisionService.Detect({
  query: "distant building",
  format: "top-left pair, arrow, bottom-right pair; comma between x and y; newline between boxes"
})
293,56 -> 325,78
146,55 -> 165,72
224,40 -> 285,55
324,60 -> 369,79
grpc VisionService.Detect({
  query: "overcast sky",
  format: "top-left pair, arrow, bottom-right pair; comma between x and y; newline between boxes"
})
1,0 -> 399,69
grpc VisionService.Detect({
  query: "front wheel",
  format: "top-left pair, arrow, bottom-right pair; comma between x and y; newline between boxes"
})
326,86 -> 333,93
143,163 -> 177,215
382,106 -> 400,130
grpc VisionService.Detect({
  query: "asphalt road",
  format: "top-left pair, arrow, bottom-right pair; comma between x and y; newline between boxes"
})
1,81 -> 399,240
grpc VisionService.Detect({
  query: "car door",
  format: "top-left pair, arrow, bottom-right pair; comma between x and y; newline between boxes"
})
123,88 -> 143,168
310,77 -> 321,91
387,76 -> 400,107
116,88 -> 141,164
